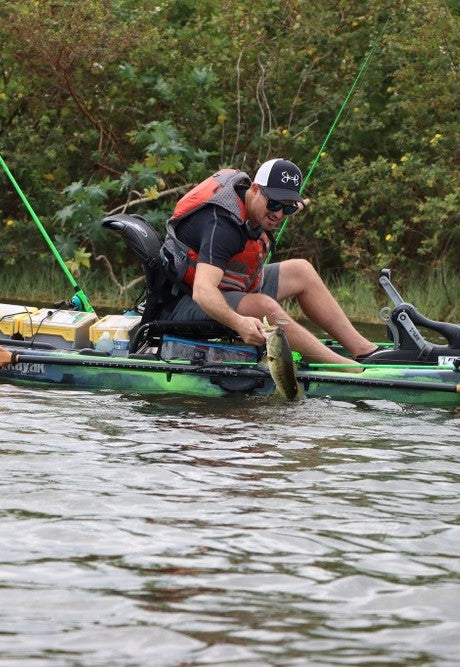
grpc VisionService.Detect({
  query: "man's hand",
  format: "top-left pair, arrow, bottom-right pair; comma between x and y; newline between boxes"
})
193,264 -> 266,345
234,315 -> 267,346
296,197 -> 311,213
0,346 -> 13,367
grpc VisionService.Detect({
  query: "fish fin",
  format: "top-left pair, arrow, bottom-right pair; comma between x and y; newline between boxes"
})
263,315 -> 290,330
262,315 -> 274,331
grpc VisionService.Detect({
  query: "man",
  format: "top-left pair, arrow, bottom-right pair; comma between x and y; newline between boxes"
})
159,158 -> 378,367
0,159 -> 377,369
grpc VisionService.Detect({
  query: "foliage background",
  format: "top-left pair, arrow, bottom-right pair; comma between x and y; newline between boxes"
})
0,0 -> 458,303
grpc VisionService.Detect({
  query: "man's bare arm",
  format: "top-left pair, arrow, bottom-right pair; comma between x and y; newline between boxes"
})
192,263 -> 266,345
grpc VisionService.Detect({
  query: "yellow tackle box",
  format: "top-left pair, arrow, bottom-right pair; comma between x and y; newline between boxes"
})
0,303 -> 38,337
89,314 -> 141,345
19,309 -> 98,349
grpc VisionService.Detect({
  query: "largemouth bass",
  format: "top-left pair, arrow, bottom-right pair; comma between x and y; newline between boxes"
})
263,318 -> 302,401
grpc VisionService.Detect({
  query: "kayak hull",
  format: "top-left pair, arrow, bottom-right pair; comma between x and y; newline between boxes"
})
0,347 -> 458,406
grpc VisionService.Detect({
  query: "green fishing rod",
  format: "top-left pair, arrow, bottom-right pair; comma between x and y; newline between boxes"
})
266,18 -> 390,263
0,153 -> 95,313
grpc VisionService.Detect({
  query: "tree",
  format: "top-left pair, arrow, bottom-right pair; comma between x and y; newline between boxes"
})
1,0 -> 458,284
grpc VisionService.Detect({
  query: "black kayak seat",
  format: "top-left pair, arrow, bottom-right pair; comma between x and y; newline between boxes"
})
102,213 -> 162,268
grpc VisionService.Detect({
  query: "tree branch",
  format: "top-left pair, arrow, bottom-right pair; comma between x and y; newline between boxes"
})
231,48 -> 244,165
105,184 -> 192,215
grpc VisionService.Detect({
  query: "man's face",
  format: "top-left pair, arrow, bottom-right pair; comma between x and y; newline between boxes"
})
247,185 -> 298,231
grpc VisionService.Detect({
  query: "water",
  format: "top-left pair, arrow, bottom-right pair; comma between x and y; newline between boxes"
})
1,381 -> 459,667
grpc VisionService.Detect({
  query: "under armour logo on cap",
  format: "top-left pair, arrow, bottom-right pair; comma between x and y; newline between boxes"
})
254,158 -> 303,202
281,171 -> 300,186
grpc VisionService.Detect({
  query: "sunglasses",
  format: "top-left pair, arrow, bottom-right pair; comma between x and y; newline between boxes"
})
265,197 -> 299,216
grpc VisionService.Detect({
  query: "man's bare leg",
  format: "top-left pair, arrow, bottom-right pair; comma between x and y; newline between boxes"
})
276,259 -> 376,358
236,293 -> 361,367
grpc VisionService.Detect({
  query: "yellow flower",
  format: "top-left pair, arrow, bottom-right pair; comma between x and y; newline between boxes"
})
217,114 -> 226,125
281,128 -> 289,136
385,233 -> 393,241
43,173 -> 55,181
400,155 -> 408,162
390,163 -> 398,170
429,133 -> 442,144
5,219 -> 15,226
321,152 -> 327,158
143,186 -> 159,200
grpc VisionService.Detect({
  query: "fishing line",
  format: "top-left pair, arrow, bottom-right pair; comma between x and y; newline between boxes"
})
266,16 -> 391,263
28,311 -> 54,349
0,308 -> 34,343
0,309 -> 31,322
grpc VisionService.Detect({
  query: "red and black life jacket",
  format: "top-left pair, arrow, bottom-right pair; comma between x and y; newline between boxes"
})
161,169 -> 270,293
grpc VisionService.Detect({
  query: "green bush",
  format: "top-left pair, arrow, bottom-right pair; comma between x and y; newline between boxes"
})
0,0 -> 458,294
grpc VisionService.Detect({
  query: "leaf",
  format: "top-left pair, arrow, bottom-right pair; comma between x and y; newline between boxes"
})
74,246 -> 92,268
144,154 -> 159,169
205,97 -> 227,117
65,259 -> 80,276
158,154 -> 184,174
55,234 -> 77,258
55,205 -> 75,224
192,67 -> 216,86
62,181 -> 84,199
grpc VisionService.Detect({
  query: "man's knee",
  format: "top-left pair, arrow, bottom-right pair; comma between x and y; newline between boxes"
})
237,292 -> 282,317
286,258 -> 317,278
278,258 -> 321,297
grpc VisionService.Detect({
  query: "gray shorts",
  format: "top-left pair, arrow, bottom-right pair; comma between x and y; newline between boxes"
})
167,263 -> 280,322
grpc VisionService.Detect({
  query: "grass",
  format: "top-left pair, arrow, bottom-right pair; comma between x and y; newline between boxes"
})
1,264 -> 458,323
399,268 -> 460,323
0,267 -> 142,311
288,266 -> 459,324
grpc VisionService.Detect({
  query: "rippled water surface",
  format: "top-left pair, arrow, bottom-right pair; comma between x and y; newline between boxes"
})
1,382 -> 459,666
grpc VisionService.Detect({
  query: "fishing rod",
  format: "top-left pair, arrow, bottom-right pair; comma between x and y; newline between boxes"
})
0,153 -> 95,313
266,17 -> 390,263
